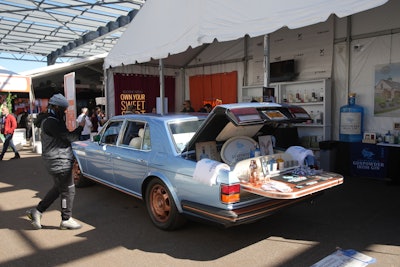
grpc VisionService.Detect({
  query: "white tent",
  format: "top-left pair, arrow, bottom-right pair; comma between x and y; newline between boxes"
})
104,0 -> 388,68
104,0 -> 389,116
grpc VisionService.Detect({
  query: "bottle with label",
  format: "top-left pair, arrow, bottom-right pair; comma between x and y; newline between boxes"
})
309,110 -> 315,124
250,144 -> 261,158
276,156 -> 285,170
394,131 -> 399,144
249,160 -> 258,184
384,131 -> 390,143
316,110 -> 323,124
254,144 -> 261,157
268,157 -> 277,172
385,131 -> 395,144
339,93 -> 364,142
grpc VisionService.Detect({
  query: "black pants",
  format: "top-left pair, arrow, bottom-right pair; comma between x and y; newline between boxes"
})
37,170 -> 75,221
0,133 -> 19,158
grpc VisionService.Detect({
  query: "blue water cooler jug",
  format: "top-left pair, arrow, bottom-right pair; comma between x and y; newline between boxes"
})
339,93 -> 364,142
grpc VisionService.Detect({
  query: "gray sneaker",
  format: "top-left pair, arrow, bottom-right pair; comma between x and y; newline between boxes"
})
60,217 -> 82,230
26,209 -> 42,230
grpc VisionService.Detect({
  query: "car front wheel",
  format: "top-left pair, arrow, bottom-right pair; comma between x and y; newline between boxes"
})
145,178 -> 186,230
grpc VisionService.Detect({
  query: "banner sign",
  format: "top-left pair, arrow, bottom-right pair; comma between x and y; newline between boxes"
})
119,91 -> 146,114
113,73 -> 175,115
350,143 -> 387,179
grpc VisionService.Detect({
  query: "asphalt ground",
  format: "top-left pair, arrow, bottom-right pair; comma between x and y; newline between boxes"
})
0,144 -> 399,267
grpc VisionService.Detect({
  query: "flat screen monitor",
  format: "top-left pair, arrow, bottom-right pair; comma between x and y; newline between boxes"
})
270,59 -> 295,82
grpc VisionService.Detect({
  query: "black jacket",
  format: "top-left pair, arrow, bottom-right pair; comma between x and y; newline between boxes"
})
39,113 -> 83,174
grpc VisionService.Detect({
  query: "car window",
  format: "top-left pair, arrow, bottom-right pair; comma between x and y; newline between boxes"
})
169,120 -> 203,152
121,120 -> 148,149
101,121 -> 123,145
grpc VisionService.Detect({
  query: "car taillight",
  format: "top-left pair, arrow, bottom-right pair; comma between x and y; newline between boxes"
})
220,183 -> 240,204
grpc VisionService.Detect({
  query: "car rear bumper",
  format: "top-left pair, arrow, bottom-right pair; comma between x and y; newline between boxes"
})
181,193 -> 321,227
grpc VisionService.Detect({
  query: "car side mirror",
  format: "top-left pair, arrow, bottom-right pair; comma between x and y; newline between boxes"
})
93,135 -> 101,142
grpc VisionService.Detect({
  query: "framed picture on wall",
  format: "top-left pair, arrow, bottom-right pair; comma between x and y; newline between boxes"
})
374,62 -> 400,117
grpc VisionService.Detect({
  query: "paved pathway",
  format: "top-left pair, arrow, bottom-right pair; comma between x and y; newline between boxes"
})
0,143 -> 399,266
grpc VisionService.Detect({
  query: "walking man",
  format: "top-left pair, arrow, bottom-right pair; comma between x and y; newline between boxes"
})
26,93 -> 85,230
0,106 -> 20,160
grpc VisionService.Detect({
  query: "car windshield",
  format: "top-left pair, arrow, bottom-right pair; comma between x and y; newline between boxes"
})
169,119 -> 204,153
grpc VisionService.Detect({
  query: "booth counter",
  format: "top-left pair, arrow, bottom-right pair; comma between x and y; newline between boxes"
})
323,141 -> 400,184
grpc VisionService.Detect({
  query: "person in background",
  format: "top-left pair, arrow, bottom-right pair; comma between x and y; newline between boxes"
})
125,105 -> 135,114
18,108 -> 30,139
95,107 -> 107,132
90,108 -> 98,133
204,103 -> 212,113
26,113 -> 33,140
181,100 -> 195,112
0,101 -> 5,143
126,105 -> 141,114
17,108 -> 28,129
198,103 -> 213,113
0,106 -> 20,160
76,107 -> 92,141
26,93 -> 85,230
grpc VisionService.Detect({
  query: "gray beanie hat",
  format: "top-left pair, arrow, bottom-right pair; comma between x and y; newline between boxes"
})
48,93 -> 69,108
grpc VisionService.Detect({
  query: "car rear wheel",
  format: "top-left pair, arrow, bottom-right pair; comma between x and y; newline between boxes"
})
145,178 -> 186,230
72,159 -> 94,188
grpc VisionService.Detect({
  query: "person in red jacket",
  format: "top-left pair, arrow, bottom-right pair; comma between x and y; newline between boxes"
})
0,106 -> 20,160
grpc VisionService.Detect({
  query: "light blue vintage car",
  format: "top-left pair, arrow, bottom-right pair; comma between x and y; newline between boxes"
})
72,102 -> 343,230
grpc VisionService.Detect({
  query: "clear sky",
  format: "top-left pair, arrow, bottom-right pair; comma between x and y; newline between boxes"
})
0,59 -> 47,74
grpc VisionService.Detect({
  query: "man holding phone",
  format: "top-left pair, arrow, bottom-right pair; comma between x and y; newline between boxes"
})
76,107 -> 92,141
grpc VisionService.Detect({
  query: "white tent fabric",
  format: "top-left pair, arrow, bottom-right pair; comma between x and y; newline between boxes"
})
104,0 -> 388,68
0,66 -> 18,75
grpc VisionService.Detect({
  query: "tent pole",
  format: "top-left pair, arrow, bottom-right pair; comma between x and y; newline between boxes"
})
159,59 -> 165,115
263,34 -> 270,87
346,16 -> 352,96
243,35 -> 249,86
29,78 -> 36,151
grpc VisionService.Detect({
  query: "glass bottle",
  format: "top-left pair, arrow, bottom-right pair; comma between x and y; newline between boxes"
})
254,144 -> 261,157
276,156 -> 285,170
339,93 -> 364,142
249,160 -> 258,184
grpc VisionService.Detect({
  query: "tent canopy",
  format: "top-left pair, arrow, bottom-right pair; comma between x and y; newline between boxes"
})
104,0 -> 388,68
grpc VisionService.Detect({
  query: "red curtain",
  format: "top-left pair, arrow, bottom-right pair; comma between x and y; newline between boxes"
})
113,73 -> 175,114
189,71 -> 237,111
